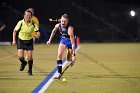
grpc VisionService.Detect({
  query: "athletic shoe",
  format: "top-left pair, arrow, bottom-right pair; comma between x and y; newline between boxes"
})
20,61 -> 27,71
27,71 -> 33,76
54,73 -> 61,79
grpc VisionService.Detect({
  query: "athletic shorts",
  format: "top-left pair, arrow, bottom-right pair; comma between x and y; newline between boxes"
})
17,38 -> 34,50
60,37 -> 72,49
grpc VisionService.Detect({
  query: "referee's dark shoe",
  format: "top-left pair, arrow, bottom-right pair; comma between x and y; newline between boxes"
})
27,71 -> 33,76
20,61 -> 27,71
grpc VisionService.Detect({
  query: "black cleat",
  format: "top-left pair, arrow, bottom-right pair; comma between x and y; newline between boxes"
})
27,71 -> 33,76
20,62 -> 27,71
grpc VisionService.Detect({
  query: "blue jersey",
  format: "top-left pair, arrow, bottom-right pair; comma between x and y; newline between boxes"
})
58,23 -> 72,49
58,23 -> 70,39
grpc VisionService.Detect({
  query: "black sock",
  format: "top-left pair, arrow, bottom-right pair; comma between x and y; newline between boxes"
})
19,57 -> 26,64
57,60 -> 62,74
28,60 -> 33,72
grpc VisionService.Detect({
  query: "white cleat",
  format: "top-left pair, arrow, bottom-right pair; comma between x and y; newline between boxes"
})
54,73 -> 61,79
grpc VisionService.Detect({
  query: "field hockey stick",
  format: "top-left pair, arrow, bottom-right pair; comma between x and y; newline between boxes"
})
59,62 -> 72,79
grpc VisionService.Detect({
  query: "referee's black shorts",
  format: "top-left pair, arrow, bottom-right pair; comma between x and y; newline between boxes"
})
17,38 -> 34,50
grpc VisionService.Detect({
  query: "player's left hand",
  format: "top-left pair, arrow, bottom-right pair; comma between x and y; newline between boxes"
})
72,55 -> 76,61
34,35 -> 40,39
34,32 -> 40,39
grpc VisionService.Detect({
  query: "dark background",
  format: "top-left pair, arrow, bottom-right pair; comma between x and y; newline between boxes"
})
0,0 -> 140,43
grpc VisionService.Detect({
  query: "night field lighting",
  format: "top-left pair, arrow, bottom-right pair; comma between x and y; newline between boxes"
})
130,10 -> 136,17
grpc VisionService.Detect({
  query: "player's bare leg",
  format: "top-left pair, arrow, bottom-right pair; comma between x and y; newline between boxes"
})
55,44 -> 66,78
25,51 -> 28,61
18,49 -> 27,71
66,48 -> 75,67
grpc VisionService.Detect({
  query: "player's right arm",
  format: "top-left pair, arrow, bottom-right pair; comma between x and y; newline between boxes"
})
46,24 -> 59,46
12,29 -> 17,45
12,21 -> 22,45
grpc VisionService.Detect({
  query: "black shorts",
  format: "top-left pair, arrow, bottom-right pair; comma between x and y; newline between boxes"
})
17,38 -> 34,50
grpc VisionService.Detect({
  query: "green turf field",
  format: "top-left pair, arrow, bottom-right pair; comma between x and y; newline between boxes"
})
0,43 -> 140,93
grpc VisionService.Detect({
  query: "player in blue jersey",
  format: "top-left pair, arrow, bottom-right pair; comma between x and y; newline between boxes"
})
47,14 -> 76,78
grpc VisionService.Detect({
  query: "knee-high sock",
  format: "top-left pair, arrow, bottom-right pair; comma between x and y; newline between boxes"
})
57,60 -> 62,74
19,57 -> 26,64
28,60 -> 33,72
